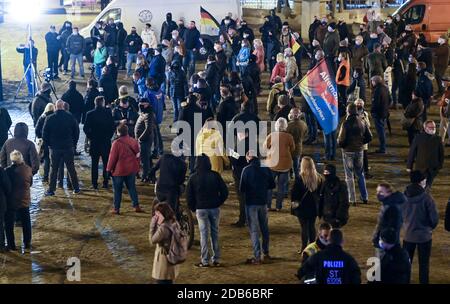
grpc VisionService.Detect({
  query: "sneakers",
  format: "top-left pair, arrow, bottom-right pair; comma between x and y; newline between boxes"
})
73,189 -> 81,195
194,263 -> 209,268
134,206 -> 145,213
45,190 -> 55,197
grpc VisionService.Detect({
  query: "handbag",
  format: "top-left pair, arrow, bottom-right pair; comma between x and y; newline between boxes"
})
290,191 -> 309,215
400,115 -> 415,130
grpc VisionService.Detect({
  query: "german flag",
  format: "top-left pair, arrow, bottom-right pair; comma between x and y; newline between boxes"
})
291,36 -> 301,55
200,6 -> 220,36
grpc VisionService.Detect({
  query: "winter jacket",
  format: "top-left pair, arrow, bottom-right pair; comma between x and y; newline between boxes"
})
285,56 -> 299,82
125,33 -> 143,54
266,82 -> 286,115
117,26 -> 127,48
253,47 -> 265,72
399,63 -> 417,108
66,34 -> 85,55
143,89 -> 164,125
35,111 -> 53,139
169,68 -> 188,98
178,101 -> 203,146
319,177 -> 349,228
287,119 -> 308,157
407,133 -> 444,174
298,244 -> 361,284
93,47 -> 108,65
240,158 -> 275,206
367,51 -> 388,79
415,71 -> 433,106
42,110 -> 80,150
379,244 -> 411,284
291,177 -> 321,220
403,98 -> 424,132
112,105 -> 139,137
195,128 -> 230,174
150,154 -> 186,193
402,183 -> 439,243
266,36 -> 281,63
83,106 -> 115,152
371,83 -> 390,119
237,47 -> 251,67
238,25 -> 255,42
337,114 -> 371,152
323,31 -> 340,58
183,27 -> 201,50
417,47 -> 433,73
0,108 -> 12,148
160,19 -> 178,42
104,24 -> 118,48
274,105 -> 292,122
16,46 -> 38,67
149,54 -> 166,86
45,31 -> 60,52
135,111 -> 156,143
270,62 -> 286,83
150,219 -> 179,280
107,135 -> 140,176
141,29 -> 158,49
264,131 -> 295,172
61,88 -> 84,123
372,192 -> 407,246
99,73 -> 118,105
433,44 -> 449,77
217,96 -> 238,132
337,22 -> 349,41
82,88 -> 100,124
314,24 -> 328,46
205,62 -> 220,90
0,167 -> 11,211
186,156 -> 228,211
0,123 -> 39,175
5,163 -> 33,209
31,92 -> 53,125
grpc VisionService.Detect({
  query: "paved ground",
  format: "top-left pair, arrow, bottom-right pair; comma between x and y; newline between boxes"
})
0,12 -> 450,284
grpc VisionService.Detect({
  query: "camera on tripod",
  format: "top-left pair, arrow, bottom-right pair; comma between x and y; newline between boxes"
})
42,67 -> 54,82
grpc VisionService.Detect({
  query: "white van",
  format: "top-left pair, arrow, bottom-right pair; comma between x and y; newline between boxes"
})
80,0 -> 242,59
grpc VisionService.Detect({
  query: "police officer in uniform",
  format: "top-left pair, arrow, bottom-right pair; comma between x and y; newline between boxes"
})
297,229 -> 361,284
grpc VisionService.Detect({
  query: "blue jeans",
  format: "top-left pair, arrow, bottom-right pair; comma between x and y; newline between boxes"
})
229,55 -> 238,72
196,208 -> 221,265
126,53 -> 138,77
70,53 -> 85,77
348,73 -> 366,102
342,150 -> 368,202
171,96 -> 182,122
373,116 -> 386,152
324,131 -> 337,160
112,175 -> 139,210
95,62 -> 105,79
292,156 -> 300,180
107,46 -> 116,58
24,65 -> 34,96
267,171 -> 289,210
305,112 -> 317,142
245,205 -> 270,260
183,49 -> 196,77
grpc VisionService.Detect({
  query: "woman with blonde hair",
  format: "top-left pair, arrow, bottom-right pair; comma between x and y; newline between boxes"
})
35,102 -> 55,182
290,156 -> 323,252
253,39 -> 265,72
270,53 -> 286,84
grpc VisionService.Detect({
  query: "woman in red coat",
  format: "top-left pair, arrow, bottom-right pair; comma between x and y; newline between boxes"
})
107,123 -> 144,215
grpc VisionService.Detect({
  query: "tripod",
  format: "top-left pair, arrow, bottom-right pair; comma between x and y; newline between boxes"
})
14,24 -> 40,101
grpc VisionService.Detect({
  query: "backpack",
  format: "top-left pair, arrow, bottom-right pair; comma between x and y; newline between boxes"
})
166,221 -> 188,265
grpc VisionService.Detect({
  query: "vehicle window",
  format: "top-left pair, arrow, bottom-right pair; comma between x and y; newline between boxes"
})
403,5 -> 425,24
99,8 -> 121,23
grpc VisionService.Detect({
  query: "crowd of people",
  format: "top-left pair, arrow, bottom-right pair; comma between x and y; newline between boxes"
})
1,7 -> 450,284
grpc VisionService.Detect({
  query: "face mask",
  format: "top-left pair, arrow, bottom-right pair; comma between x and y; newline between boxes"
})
315,55 -> 321,61
172,35 -> 177,40
225,20 -> 230,25
243,34 -> 249,39
370,33 -> 378,39
99,29 -> 105,35
426,128 -> 436,135
66,24 -> 70,28
319,236 -> 329,246
132,30 -> 136,34
139,105 -> 148,112
312,41 -> 318,47
241,44 -> 246,48
378,240 -> 387,250
142,47 -> 148,52
338,57 -> 342,62
327,26 -> 334,32
438,38 -> 445,45
355,40 -> 362,46
241,23 -> 247,27
73,32 -> 79,35
386,19 -> 392,24
377,194 -> 385,201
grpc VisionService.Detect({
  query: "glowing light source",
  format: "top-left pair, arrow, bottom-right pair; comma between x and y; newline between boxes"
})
9,0 -> 43,22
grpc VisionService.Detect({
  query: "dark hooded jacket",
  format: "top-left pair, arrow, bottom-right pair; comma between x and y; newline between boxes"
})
0,166 -> 11,211
160,13 -> 178,42
150,153 -> 187,194
186,155 -> 228,211
83,105 -> 115,153
378,243 -> 411,284
319,170 -> 349,228
402,183 -> 439,243
82,87 -> 100,124
42,109 -> 80,150
61,83 -> 84,123
5,162 -> 33,209
240,158 -> 275,206
31,90 -> 53,126
372,191 -> 407,247
0,123 -> 39,175
0,108 -> 12,148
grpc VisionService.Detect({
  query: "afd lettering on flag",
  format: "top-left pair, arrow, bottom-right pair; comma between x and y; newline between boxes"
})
298,59 -> 339,135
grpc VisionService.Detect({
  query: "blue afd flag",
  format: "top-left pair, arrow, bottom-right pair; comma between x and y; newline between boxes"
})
298,59 -> 339,135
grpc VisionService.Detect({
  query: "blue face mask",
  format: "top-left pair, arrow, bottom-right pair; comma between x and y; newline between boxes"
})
377,194 -> 385,202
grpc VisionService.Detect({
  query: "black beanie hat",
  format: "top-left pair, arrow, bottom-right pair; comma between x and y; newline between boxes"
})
324,163 -> 337,177
380,228 -> 397,245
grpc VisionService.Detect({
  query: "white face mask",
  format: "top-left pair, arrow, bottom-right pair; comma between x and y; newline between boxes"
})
327,26 -> 334,32
386,19 -> 393,24
315,55 -> 321,61
355,40 -> 362,46
438,38 -> 445,45
225,20 -> 230,25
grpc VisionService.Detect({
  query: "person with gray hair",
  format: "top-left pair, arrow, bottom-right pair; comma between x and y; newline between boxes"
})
287,107 -> 308,180
4,150 -> 33,252
370,75 -> 390,154
264,117 -> 295,211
